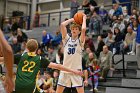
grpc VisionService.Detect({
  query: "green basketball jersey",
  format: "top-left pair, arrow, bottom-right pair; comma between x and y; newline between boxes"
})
14,53 -> 50,93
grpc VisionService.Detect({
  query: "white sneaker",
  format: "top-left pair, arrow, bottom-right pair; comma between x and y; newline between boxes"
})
127,51 -> 132,55
94,88 -> 98,92
127,51 -> 135,55
130,52 -> 135,55
90,89 -> 93,91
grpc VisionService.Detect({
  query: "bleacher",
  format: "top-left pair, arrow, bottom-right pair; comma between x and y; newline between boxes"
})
22,27 -> 140,93
1,1 -> 140,93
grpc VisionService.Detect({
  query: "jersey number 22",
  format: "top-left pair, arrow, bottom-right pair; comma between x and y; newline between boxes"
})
22,60 -> 36,72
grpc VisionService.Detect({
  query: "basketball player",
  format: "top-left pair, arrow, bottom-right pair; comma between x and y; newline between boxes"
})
12,39 -> 83,93
0,29 -> 14,93
56,14 -> 87,93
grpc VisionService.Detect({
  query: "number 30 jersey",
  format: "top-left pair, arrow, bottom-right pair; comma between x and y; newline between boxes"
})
62,34 -> 84,73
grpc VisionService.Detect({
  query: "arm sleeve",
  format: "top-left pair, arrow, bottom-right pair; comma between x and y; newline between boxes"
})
14,54 -> 22,65
40,57 -> 50,68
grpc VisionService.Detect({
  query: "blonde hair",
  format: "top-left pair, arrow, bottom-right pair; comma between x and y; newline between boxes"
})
26,39 -> 38,52
70,22 -> 81,31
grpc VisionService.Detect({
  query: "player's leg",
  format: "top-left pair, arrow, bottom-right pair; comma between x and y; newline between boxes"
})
56,72 -> 70,93
71,74 -> 84,93
76,87 -> 84,93
56,85 -> 65,93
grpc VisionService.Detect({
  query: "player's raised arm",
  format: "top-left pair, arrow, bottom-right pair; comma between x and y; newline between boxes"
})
0,28 -> 14,93
80,14 -> 86,45
61,18 -> 74,39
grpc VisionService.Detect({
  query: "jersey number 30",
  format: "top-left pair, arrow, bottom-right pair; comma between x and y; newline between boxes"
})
68,48 -> 75,55
22,61 -> 36,72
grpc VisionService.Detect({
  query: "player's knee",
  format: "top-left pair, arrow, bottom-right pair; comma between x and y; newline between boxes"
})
56,85 -> 65,93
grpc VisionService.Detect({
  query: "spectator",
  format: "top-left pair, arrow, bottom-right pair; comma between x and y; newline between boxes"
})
123,9 -> 130,23
47,46 -> 56,62
112,17 -> 125,33
41,30 -> 53,50
89,0 -> 98,13
10,38 -> 21,54
36,72 -> 44,93
8,32 -> 17,44
82,0 -> 90,15
130,19 -> 138,32
88,59 -> 100,92
17,28 -> 28,43
86,52 -> 97,67
20,41 -> 27,53
3,19 -> 11,33
82,0 -> 98,15
114,27 -> 124,54
129,15 -> 136,25
110,15 -> 118,28
127,20 -> 138,55
131,8 -> 138,19
53,70 -> 59,91
11,18 -> 20,33
70,0 -> 80,18
83,47 -> 97,64
98,45 -> 113,81
89,11 -> 102,35
42,71 -> 53,93
120,26 -> 136,53
96,35 -> 105,58
36,48 -> 45,57
105,30 -> 115,51
85,35 -> 95,52
108,4 -> 115,20
99,5 -> 108,24
56,46 -> 64,64
113,3 -> 123,17
51,30 -> 62,47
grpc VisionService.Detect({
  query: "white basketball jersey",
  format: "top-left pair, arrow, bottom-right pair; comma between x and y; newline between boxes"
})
62,34 -> 83,73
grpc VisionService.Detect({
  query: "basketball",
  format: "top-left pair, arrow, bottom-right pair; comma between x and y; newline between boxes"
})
73,12 -> 84,25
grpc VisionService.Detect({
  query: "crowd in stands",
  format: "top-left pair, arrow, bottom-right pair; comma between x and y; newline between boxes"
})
1,0 -> 140,92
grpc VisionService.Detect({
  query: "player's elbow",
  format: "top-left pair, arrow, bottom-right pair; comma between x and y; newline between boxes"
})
82,28 -> 86,32
61,22 -> 67,27
4,46 -> 13,54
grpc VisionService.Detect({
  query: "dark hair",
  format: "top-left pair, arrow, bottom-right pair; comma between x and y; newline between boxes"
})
108,30 -> 113,34
44,71 -> 52,77
114,27 -> 120,35
48,46 -> 54,50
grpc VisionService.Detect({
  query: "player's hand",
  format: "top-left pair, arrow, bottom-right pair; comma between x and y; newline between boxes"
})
84,80 -> 88,86
4,75 -> 14,93
70,18 -> 75,22
73,70 -> 83,76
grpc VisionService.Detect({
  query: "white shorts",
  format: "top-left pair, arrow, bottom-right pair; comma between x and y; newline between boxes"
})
57,72 -> 83,88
